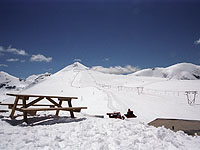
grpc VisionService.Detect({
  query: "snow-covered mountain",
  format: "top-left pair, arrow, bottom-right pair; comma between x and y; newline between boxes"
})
0,71 -> 51,100
25,72 -> 51,89
0,71 -> 51,91
132,63 -> 200,80
26,72 -> 51,84
0,71 -> 26,91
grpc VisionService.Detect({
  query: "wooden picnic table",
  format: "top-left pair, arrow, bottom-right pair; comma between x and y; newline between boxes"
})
5,93 -> 87,123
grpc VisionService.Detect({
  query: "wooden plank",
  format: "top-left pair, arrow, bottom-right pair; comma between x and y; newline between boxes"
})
15,108 -> 23,112
46,97 -> 60,107
0,110 -> 9,113
56,100 -> 63,116
0,103 -> 55,107
7,93 -> 78,99
68,100 -> 74,118
58,98 -> 72,101
0,103 -> 16,105
47,96 -> 77,100
20,107 -> 87,111
15,108 -> 36,115
9,96 -> 19,119
22,96 -> 28,123
26,97 -> 44,107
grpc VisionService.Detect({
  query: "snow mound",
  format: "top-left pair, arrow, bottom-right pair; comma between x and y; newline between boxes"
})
0,117 -> 200,150
132,63 -> 200,80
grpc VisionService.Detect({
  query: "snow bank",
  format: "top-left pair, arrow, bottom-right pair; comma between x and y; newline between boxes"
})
0,117 -> 200,150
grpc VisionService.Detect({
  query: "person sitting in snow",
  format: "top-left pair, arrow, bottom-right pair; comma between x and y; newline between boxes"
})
125,109 -> 137,118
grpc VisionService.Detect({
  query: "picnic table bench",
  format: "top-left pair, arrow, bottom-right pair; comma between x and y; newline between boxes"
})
0,93 -> 87,123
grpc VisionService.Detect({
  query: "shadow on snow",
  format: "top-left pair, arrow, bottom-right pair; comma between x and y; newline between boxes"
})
1,115 -> 87,126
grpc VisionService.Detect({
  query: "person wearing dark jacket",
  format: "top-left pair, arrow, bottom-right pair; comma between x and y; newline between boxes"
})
125,109 -> 137,118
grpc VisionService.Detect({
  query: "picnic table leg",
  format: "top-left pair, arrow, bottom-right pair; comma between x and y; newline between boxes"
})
56,100 -> 63,116
68,99 -> 75,118
22,96 -> 28,123
10,96 -> 19,119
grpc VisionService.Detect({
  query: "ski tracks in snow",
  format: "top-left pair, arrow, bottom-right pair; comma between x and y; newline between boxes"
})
70,69 -> 82,88
70,70 -> 134,113
87,71 -> 129,112
100,89 -> 128,113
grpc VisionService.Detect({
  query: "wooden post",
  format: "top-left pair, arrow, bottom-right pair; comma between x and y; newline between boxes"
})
56,100 -> 63,116
10,96 -> 19,119
22,96 -> 28,123
68,99 -> 75,118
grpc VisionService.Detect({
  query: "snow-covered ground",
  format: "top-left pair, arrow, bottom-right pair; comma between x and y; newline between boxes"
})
0,116 -> 200,150
0,62 -> 200,149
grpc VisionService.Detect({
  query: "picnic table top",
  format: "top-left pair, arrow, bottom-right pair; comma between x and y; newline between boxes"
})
6,93 -> 78,99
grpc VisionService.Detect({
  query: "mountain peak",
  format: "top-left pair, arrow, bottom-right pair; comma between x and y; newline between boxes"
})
72,62 -> 87,68
59,62 -> 89,72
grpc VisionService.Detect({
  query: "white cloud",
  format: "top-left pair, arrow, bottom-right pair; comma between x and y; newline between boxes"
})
0,45 -> 28,56
91,65 -> 140,75
6,58 -> 19,62
30,54 -> 52,62
103,58 -> 109,61
0,64 -> 8,67
20,60 -> 26,63
74,58 -> 82,62
0,46 -> 3,51
194,38 -> 200,45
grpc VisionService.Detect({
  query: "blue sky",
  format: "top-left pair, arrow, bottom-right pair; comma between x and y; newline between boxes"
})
0,0 -> 200,78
